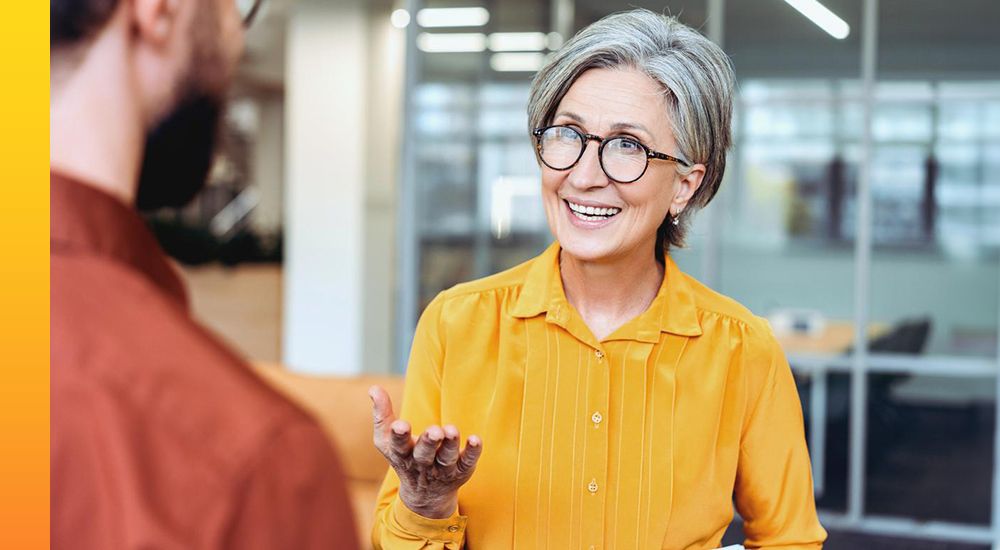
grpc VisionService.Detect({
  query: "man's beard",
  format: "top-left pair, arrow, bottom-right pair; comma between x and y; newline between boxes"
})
135,92 -> 224,212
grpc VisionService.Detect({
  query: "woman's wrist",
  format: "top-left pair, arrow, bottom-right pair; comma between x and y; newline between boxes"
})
399,488 -> 458,519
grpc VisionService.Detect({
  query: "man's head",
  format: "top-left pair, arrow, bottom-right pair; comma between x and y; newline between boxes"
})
51,0 -> 248,210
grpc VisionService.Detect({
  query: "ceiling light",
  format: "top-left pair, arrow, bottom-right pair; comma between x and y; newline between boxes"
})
490,52 -> 545,72
416,7 -> 490,28
783,0 -> 850,39
390,9 -> 410,29
417,33 -> 487,53
488,32 -> 548,52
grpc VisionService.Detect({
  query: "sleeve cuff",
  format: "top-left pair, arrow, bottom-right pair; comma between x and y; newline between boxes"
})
389,498 -> 468,544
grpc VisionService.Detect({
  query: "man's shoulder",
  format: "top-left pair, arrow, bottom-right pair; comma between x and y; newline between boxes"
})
51,254 -> 327,476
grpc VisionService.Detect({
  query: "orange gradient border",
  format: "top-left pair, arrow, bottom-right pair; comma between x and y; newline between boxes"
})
0,1 -> 50,548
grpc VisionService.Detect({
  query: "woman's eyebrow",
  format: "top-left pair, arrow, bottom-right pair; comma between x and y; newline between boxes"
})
553,111 -> 585,124
609,121 -> 653,140
552,113 -> 655,141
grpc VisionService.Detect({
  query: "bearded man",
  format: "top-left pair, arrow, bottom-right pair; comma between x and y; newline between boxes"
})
50,1 -> 358,548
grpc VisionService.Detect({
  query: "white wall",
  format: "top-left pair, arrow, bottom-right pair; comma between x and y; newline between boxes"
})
362,5 -> 406,375
282,0 -> 404,375
283,0 -> 368,374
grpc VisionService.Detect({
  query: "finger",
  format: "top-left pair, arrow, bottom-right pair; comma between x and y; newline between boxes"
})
456,435 -> 483,476
412,426 -> 444,466
434,425 -> 461,467
369,385 -> 396,430
389,420 -> 414,458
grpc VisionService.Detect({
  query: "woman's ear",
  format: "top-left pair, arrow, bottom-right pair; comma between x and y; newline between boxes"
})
130,0 -> 181,46
671,163 -> 706,214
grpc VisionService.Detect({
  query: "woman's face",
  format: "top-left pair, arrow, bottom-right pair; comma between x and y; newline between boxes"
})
540,67 -> 704,264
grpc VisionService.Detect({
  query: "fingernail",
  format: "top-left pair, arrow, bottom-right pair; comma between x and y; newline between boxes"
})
469,435 -> 481,447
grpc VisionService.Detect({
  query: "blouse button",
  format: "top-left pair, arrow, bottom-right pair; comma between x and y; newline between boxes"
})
447,525 -> 460,533
588,479 -> 599,494
591,411 -> 603,426
595,349 -> 604,360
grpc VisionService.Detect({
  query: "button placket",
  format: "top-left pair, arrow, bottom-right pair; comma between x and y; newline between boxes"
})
582,343 -> 610,547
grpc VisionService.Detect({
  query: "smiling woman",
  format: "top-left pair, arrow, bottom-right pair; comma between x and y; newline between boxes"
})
371,8 -> 826,550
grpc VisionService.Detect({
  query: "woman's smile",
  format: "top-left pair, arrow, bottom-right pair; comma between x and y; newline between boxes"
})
563,197 -> 622,228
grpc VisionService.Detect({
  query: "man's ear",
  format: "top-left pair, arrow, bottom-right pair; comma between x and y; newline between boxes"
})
130,0 -> 181,46
671,163 -> 706,215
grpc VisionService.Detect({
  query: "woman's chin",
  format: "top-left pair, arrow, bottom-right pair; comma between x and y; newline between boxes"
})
556,237 -> 619,264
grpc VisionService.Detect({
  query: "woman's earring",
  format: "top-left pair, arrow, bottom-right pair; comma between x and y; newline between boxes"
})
671,213 -> 680,226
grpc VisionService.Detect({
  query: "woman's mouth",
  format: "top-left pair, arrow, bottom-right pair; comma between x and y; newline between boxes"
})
565,199 -> 622,222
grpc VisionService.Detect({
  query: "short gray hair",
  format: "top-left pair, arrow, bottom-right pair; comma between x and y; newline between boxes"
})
527,9 -> 735,256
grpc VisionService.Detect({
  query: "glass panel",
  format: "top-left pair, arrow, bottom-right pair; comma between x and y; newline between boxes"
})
872,0 -> 1000,359
720,0 -> 863,518
720,0 -> 862,357
865,372 -> 995,525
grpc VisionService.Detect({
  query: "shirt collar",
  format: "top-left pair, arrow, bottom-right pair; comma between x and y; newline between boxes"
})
511,241 -> 702,339
51,172 -> 189,308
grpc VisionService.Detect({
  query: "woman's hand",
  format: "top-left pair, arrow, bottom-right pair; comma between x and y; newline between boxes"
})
369,385 -> 483,519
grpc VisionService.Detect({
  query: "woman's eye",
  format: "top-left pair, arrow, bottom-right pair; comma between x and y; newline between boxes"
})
553,128 -> 578,141
613,138 -> 642,152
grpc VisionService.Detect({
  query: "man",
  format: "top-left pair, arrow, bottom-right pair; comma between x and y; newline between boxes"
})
50,1 -> 358,548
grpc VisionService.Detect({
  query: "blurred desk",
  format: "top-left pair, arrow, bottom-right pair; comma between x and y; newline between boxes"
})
776,321 -> 888,355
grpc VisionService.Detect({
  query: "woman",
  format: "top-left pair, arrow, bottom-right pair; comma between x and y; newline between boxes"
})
370,9 -> 826,550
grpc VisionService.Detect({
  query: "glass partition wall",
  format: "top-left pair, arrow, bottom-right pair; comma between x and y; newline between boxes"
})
396,0 -> 1000,546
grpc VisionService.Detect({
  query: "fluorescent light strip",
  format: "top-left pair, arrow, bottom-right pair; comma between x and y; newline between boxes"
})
416,7 -> 490,28
490,52 -> 545,72
417,33 -> 487,53
488,32 -> 548,52
783,0 -> 850,39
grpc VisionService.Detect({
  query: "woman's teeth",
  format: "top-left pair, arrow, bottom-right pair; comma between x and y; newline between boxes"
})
567,200 -> 621,221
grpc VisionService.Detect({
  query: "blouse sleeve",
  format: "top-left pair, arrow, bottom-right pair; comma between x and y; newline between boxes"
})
372,293 -> 470,550
734,323 -> 828,549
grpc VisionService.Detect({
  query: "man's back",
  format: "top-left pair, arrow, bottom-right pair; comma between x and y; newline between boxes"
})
51,174 -> 358,549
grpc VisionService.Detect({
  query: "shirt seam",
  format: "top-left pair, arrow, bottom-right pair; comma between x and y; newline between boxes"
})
693,306 -> 762,331
440,281 -> 526,302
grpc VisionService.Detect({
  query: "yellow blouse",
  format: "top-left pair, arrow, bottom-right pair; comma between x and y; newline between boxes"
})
374,243 -> 826,549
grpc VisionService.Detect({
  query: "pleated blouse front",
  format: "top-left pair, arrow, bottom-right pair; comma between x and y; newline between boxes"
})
373,243 -> 826,550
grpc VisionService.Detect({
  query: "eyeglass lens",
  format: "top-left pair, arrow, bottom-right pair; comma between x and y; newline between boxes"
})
538,126 -> 648,183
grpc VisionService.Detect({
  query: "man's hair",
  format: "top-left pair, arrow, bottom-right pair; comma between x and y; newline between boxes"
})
52,0 -> 120,46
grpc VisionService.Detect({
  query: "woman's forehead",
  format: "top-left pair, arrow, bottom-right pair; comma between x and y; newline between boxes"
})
556,67 -> 670,138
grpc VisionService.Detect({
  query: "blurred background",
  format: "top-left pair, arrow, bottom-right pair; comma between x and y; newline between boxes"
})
153,0 -> 1000,547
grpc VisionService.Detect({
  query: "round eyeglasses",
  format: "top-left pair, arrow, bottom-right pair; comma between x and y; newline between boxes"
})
237,0 -> 265,27
532,125 -> 691,184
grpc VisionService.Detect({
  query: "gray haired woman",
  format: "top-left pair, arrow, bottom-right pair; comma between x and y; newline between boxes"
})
370,9 -> 826,549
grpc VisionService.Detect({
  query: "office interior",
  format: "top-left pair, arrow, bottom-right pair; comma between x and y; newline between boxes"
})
157,0 -> 1000,547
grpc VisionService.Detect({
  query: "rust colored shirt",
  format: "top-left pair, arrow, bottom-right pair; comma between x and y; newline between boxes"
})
51,173 -> 358,550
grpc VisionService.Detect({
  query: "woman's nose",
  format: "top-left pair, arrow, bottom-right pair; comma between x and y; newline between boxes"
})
566,141 -> 610,190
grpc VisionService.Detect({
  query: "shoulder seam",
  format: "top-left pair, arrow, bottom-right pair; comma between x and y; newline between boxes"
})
694,306 -> 764,330
440,281 -> 525,301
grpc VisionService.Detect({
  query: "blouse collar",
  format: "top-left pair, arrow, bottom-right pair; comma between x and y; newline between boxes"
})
511,242 -> 702,343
